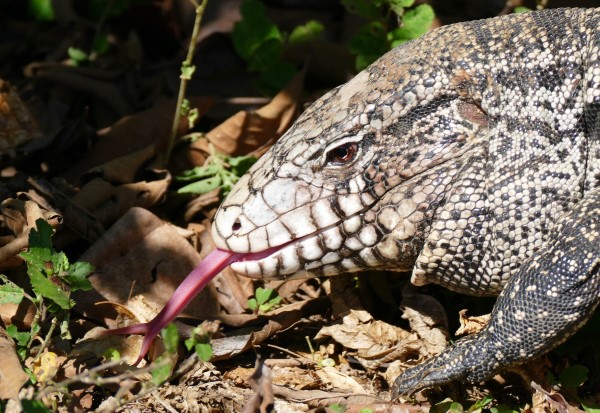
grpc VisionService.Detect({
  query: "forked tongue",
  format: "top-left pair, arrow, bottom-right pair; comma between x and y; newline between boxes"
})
106,248 -> 241,364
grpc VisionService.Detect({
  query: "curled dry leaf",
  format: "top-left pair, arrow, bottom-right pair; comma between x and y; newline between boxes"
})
315,366 -> 366,393
0,327 -> 29,400
0,198 -> 62,265
70,171 -> 170,229
531,381 -> 573,413
400,289 -> 449,356
188,70 -> 304,161
63,97 -> 214,185
315,310 -> 424,370
455,309 -> 491,336
0,79 -> 43,159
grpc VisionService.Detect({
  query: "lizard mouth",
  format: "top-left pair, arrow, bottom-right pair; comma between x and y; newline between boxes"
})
229,222 -> 344,279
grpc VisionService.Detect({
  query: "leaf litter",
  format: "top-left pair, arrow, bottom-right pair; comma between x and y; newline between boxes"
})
0,2 -> 598,413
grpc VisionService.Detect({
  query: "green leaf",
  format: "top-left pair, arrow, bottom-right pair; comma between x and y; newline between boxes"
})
328,404 -> 345,413
194,343 -> 213,361
255,287 -> 274,305
20,400 -> 51,413
60,318 -> 71,340
28,0 -> 55,21
289,20 -> 324,45
181,64 -> 196,80
6,325 -> 30,347
151,355 -> 172,386
29,266 -> 71,309
65,262 -> 94,292
247,38 -> 284,72
349,22 -> 388,71
29,219 -> 53,250
256,60 -> 297,95
389,0 -> 415,15
582,403 -> 600,413
177,176 -> 222,194
359,409 -> 373,413
161,324 -> 179,354
247,298 -> 258,311
514,6 -> 531,13
340,0 -> 382,20
0,284 -> 25,305
389,4 -> 434,48
232,0 -> 283,61
92,34 -> 110,55
177,164 -> 221,181
559,364 -> 589,387
67,47 -> 89,64
103,348 -> 121,361
229,155 -> 258,177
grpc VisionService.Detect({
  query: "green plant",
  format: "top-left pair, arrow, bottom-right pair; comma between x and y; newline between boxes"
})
343,0 -> 435,70
151,324 -> 180,386
247,287 -> 281,313
176,151 -> 257,197
0,219 -> 94,361
232,0 -> 323,93
184,325 -> 214,362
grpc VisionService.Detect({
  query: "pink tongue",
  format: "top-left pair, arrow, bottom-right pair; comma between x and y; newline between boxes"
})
106,248 -> 242,364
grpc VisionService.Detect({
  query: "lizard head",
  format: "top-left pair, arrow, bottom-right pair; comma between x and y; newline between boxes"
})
212,35 -> 489,280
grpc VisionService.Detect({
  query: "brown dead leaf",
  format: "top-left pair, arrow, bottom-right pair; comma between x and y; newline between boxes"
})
531,381 -> 581,413
242,357 -> 275,413
188,70 -> 304,162
63,97 -> 214,185
315,366 -> 366,393
69,327 -> 147,368
400,288 -> 449,356
84,144 -> 157,185
0,198 -> 62,264
0,79 -> 43,158
73,208 -> 243,327
315,310 -> 424,371
70,170 -> 170,228
455,309 -> 491,336
0,327 -> 29,399
210,297 -> 330,361
0,301 -> 36,330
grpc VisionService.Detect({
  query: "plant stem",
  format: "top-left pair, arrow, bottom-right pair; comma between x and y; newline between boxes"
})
162,0 -> 209,168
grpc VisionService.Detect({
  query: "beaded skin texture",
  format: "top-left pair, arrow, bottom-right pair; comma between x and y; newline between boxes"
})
212,8 -> 600,394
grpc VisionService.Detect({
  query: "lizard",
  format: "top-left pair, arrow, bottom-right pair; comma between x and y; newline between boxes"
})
109,7 -> 600,396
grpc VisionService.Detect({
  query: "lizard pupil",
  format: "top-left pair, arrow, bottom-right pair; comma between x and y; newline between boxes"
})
327,142 -> 358,164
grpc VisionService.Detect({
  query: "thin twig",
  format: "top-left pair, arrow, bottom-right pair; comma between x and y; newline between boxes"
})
162,0 -> 209,167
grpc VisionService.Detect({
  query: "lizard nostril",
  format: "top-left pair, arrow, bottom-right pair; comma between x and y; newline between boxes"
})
232,220 -> 241,232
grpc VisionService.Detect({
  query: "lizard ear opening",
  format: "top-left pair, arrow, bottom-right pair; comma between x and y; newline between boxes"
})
457,100 -> 489,128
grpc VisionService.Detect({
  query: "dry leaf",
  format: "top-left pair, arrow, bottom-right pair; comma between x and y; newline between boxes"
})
0,198 -> 62,264
32,351 -> 62,383
315,310 -> 425,371
315,366 -> 366,393
188,70 -> 304,160
455,309 -> 491,336
63,97 -> 214,185
0,327 -> 29,399
73,207 -> 221,324
531,381 -> 580,413
400,291 -> 449,356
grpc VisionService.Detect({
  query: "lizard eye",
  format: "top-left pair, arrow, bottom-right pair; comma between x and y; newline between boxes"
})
326,142 -> 358,165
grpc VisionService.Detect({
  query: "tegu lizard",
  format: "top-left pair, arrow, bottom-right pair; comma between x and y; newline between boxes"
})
110,8 -> 600,395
